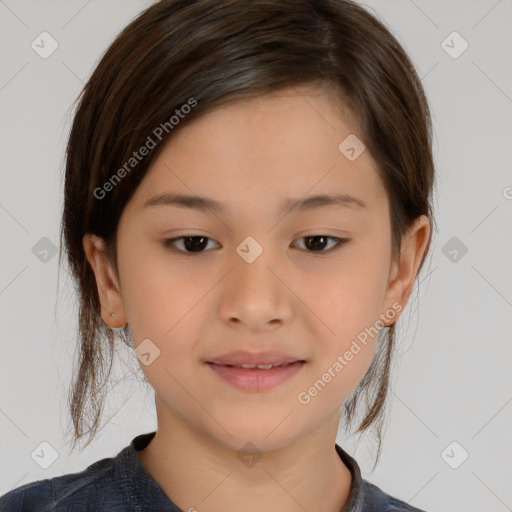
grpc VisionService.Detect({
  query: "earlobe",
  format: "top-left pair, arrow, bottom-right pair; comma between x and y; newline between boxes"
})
381,215 -> 431,326
82,233 -> 128,328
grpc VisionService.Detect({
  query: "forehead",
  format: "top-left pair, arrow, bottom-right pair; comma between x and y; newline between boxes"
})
130,85 -> 388,219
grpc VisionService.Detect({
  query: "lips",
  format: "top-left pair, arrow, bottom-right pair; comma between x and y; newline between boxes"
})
205,350 -> 306,392
206,350 -> 304,367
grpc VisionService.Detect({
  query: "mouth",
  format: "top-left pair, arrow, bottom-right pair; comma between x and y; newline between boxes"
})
211,361 -> 302,369
205,351 -> 306,392
206,350 -> 304,367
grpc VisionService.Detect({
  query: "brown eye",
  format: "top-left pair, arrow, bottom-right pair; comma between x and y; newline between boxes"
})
163,235 -> 350,255
293,235 -> 350,253
164,236 -> 219,253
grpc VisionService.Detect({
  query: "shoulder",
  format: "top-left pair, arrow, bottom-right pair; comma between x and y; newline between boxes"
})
335,444 -> 427,512
361,479 -> 427,512
0,453 -> 129,512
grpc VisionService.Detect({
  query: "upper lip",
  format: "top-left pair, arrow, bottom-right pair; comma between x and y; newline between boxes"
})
206,350 -> 304,366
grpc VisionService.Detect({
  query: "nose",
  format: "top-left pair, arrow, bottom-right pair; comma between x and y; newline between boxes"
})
218,243 -> 293,331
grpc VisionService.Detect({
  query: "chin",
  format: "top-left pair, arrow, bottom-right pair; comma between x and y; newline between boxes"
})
201,414 -> 307,454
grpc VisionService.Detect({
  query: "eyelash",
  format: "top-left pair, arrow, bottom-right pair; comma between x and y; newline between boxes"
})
163,235 -> 350,255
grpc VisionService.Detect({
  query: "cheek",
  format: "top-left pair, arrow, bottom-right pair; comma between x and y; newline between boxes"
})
297,279 -> 384,410
120,251 -> 216,385
118,242 -> 199,339
297,247 -> 390,397
302,257 -> 388,341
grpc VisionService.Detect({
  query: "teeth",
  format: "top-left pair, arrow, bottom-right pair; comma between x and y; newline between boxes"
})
235,364 -> 276,369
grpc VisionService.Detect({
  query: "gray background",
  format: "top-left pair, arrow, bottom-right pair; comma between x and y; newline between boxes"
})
0,1 -> 511,510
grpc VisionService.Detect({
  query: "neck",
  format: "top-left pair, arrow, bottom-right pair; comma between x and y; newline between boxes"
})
136,404 -> 353,512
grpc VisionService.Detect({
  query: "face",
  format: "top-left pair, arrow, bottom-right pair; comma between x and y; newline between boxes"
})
84,84 -> 430,452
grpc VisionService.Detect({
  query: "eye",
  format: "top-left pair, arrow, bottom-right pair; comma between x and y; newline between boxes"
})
164,235 -> 220,254
292,235 -> 349,253
164,235 -> 350,254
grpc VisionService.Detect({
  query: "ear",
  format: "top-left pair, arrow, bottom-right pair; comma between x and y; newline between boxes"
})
381,215 -> 431,326
82,233 -> 127,328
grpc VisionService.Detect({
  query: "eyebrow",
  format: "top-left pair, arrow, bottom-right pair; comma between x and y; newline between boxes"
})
142,192 -> 367,214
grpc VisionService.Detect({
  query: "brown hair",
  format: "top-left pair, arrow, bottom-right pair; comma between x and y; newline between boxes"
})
59,0 -> 436,466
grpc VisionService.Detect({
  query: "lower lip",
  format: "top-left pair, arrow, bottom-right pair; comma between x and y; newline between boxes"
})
206,361 -> 305,392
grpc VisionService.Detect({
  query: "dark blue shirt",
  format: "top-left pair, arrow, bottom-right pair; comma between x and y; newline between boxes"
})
0,431 -> 426,511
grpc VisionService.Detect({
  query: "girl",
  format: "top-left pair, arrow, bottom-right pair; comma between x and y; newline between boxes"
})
0,0 -> 435,510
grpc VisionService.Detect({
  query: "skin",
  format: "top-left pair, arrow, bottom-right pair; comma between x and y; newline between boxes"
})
83,84 -> 431,512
